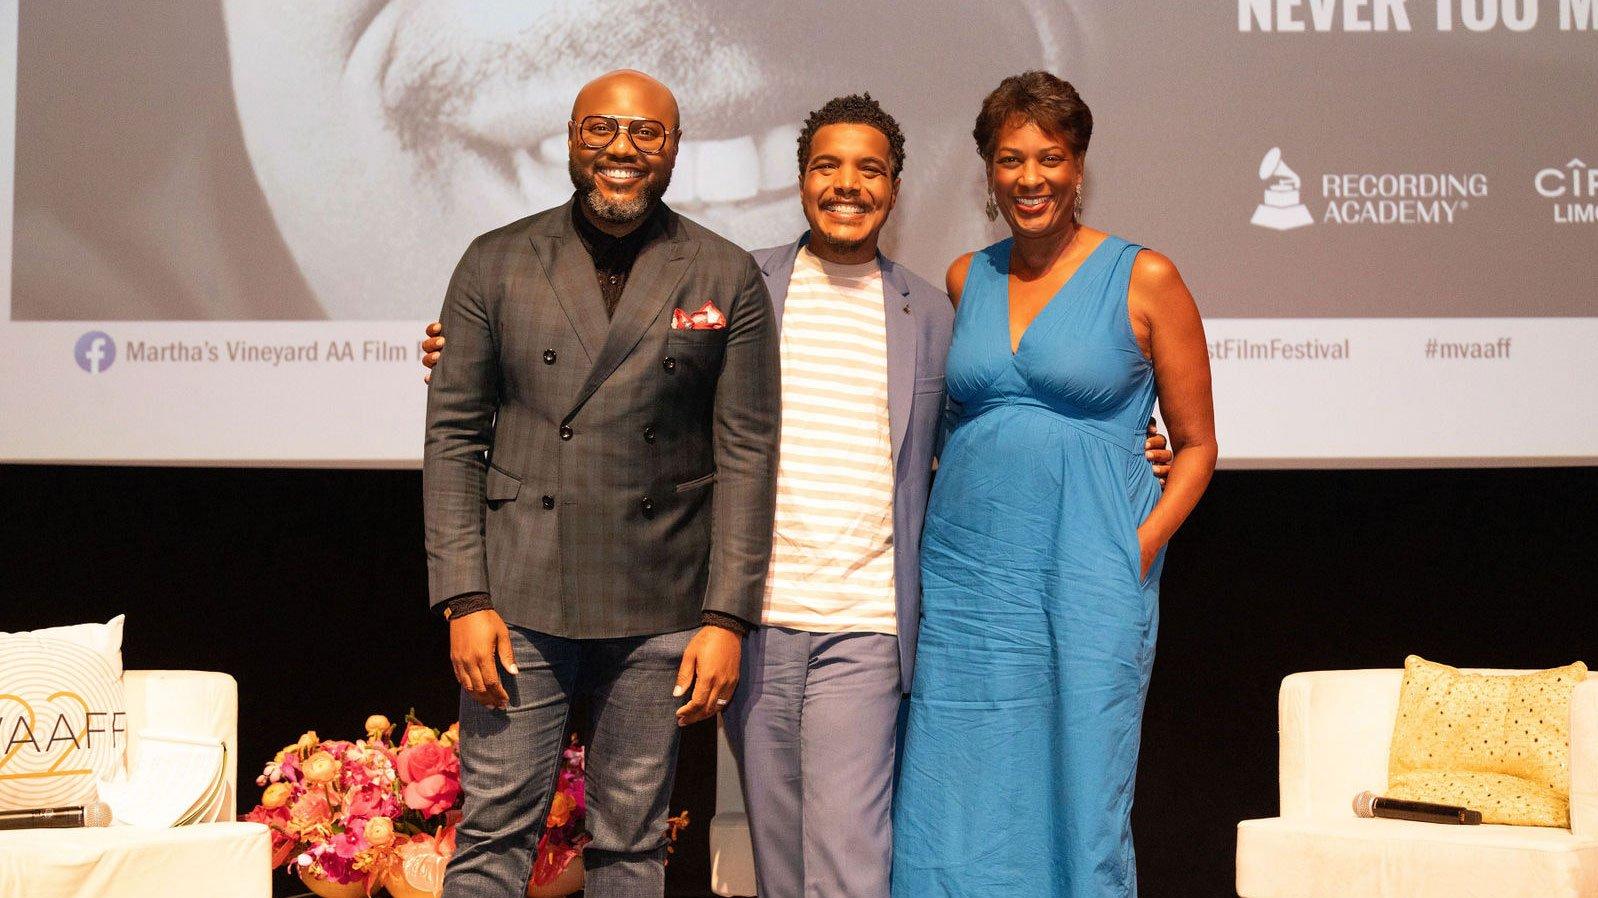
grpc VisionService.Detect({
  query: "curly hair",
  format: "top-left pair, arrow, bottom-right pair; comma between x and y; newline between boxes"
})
972,71 -> 1092,163
796,93 -> 907,180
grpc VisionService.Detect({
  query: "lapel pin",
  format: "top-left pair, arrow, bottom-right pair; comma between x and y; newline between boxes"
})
902,303 -> 911,314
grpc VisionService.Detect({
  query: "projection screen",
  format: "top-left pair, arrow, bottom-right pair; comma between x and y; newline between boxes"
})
2,0 -> 1595,466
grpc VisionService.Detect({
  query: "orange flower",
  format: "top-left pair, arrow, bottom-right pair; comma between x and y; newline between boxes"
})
262,782 -> 293,809
402,723 -> 438,747
303,750 -> 340,784
547,791 -> 576,827
365,816 -> 395,847
364,715 -> 393,742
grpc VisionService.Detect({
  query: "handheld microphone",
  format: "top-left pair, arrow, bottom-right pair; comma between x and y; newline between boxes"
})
1353,791 -> 1482,825
0,801 -> 113,831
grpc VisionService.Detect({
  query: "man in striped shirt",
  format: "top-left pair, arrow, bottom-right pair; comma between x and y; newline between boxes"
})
724,95 -> 932,898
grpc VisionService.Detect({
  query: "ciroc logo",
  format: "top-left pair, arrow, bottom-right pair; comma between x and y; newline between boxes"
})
1534,158 -> 1597,224
74,331 -> 115,373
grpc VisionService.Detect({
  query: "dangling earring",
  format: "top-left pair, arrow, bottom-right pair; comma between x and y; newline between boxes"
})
1074,179 -> 1085,221
984,187 -> 999,222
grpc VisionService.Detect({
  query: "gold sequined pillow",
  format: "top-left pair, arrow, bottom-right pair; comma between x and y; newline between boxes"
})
1389,770 -> 1568,826
1388,655 -> 1588,827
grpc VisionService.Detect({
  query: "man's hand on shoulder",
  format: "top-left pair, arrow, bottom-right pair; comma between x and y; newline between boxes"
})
421,321 -> 444,383
673,625 -> 741,727
449,607 -> 517,710
1145,419 -> 1173,486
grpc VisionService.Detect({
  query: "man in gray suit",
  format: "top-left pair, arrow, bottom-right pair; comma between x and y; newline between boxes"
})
423,70 -> 779,898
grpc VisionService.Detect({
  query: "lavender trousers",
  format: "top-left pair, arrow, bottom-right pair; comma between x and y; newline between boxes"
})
723,626 -> 904,898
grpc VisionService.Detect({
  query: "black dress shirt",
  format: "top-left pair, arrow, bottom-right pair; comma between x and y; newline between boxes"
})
569,194 -> 665,317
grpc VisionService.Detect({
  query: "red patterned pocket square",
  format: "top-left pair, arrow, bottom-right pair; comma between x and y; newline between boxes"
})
671,300 -> 728,330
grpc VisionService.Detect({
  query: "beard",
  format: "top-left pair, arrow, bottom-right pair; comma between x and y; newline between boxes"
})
568,158 -> 673,224
810,228 -> 871,256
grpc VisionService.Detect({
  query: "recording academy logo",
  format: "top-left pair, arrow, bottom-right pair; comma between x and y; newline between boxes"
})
1534,158 -> 1597,223
1251,147 -> 1314,231
1249,146 -> 1487,229
73,331 -> 116,373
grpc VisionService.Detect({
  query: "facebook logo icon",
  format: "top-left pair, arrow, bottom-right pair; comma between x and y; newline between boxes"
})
74,331 -> 116,373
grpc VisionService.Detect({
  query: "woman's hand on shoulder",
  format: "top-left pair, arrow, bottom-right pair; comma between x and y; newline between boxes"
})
945,252 -> 976,308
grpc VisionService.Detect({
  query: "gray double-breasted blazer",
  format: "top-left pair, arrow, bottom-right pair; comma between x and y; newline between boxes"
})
424,200 -> 780,638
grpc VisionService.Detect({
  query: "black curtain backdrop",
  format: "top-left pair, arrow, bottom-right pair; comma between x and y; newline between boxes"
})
3,464 -> 1592,897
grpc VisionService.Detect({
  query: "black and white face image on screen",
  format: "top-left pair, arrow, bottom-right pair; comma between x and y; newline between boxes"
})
11,2 -> 1594,323
3,0 -> 1594,465
10,0 -> 1088,320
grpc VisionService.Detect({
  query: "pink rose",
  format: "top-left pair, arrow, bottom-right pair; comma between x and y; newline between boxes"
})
397,742 -> 461,816
290,791 -> 332,826
396,741 -> 458,785
402,771 -> 461,816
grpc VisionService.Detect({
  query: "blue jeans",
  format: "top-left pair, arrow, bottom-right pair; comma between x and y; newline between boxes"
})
443,625 -> 694,898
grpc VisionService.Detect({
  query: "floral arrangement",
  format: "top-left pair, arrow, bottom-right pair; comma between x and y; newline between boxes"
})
243,713 -> 603,896
242,713 -> 464,892
530,734 -> 592,888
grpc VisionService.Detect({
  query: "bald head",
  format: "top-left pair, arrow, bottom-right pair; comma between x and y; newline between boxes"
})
572,69 -> 680,130
566,70 -> 680,234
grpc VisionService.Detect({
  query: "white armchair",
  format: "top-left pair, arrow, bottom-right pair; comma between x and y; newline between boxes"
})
1236,669 -> 1598,897
0,670 -> 270,898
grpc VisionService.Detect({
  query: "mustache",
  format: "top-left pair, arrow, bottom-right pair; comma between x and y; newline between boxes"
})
373,3 -> 765,153
587,152 -> 649,169
569,154 -> 673,222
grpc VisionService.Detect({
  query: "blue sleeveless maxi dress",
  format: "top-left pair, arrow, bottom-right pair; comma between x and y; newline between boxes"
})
892,235 -> 1163,897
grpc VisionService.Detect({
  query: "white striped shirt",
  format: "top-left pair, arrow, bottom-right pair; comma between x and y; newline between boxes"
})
760,248 -> 897,635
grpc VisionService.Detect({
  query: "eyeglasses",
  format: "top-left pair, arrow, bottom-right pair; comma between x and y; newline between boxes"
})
570,115 -> 679,155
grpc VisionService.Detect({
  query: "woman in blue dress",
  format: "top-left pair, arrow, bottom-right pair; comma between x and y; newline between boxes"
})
892,72 -> 1218,897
